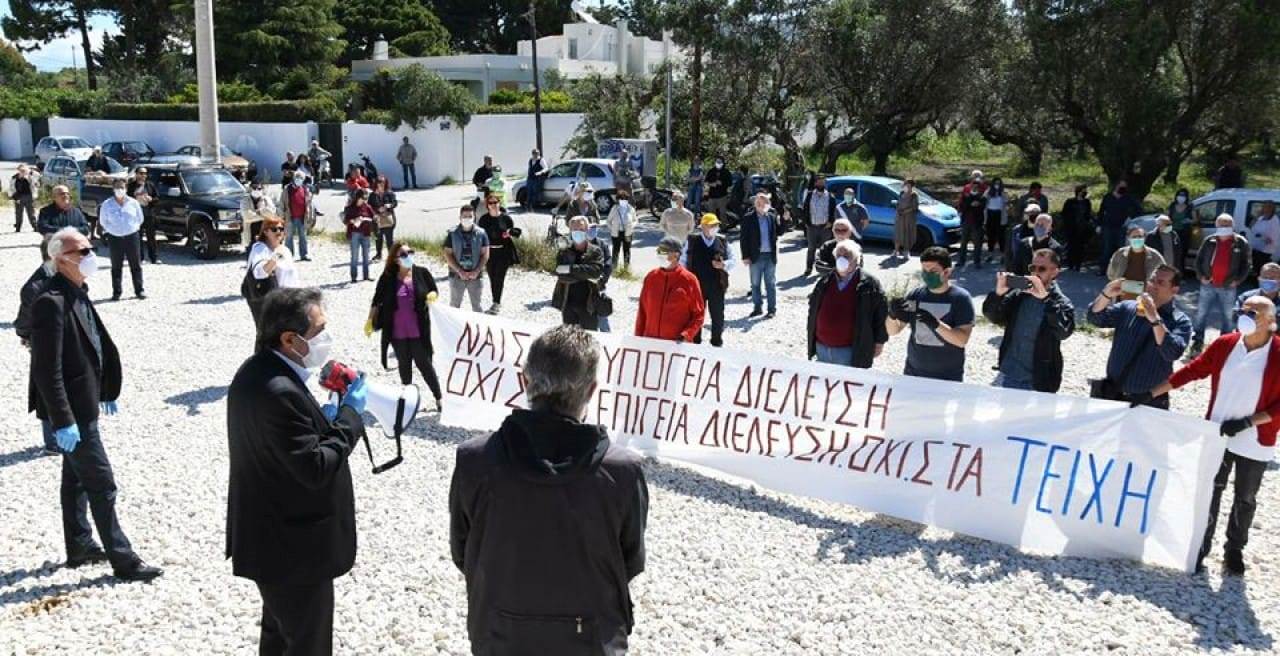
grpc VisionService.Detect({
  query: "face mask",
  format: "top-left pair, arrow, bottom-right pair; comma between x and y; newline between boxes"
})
250,190 -> 262,199
921,270 -> 944,289
715,161 -> 724,168
587,225 -> 599,240
757,205 -> 771,214
844,193 -> 855,204
399,255 -> 414,269
1216,226 -> 1233,237
293,175 -> 304,185
583,192 -> 595,202
705,228 -> 719,239
78,252 -> 99,278
114,189 -> 126,200
1034,226 -> 1048,239
658,252 -> 674,267
1238,314 -> 1257,335
1176,195 -> 1188,203
836,256 -> 852,273
1159,225 -> 1172,234
1129,238 -> 1145,250
619,200 -> 629,209
571,230 -> 587,243
461,218 -> 474,230
293,330 -> 333,370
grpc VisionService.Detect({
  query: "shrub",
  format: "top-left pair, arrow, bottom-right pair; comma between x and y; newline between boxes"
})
99,99 -> 344,123
357,108 -> 395,125
0,87 -> 104,119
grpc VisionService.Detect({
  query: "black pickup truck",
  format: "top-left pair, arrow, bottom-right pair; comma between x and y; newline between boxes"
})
80,163 -> 252,259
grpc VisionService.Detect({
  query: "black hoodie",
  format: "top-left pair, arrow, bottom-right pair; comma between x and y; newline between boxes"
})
450,409 -> 648,655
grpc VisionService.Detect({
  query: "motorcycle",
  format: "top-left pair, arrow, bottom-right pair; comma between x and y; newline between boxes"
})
636,175 -> 674,219
357,153 -> 378,182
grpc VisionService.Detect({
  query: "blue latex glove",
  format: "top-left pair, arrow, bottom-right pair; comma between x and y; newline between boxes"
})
54,424 -> 81,452
321,402 -> 338,421
101,401 -> 118,416
341,375 -> 368,415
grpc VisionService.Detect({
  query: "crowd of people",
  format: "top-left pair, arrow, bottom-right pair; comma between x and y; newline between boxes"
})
8,143 -> 1280,655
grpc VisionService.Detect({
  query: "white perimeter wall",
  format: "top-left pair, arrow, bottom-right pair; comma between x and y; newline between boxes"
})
0,119 -> 33,159
47,118 -> 318,183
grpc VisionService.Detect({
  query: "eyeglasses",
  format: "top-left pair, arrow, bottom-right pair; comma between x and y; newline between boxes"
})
1239,309 -> 1258,320
833,229 -> 851,235
486,200 -> 499,206
63,247 -> 92,257
266,227 -> 285,233
400,250 -> 415,257
1029,265 -> 1054,273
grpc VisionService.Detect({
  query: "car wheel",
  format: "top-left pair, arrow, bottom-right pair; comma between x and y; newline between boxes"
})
721,210 -> 740,233
650,194 -> 671,216
912,226 -> 935,253
189,220 -> 220,260
595,192 -> 614,215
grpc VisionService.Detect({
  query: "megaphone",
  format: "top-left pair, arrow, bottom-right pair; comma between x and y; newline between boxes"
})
319,361 -> 420,474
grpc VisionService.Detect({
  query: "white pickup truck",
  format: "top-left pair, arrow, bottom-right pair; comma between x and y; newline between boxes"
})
1128,187 -> 1280,265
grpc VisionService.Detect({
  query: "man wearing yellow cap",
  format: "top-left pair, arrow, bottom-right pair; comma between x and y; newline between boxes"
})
680,213 -> 738,346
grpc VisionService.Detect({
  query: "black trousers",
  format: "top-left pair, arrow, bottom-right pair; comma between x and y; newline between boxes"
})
1065,226 -> 1091,271
256,580 -> 334,656
984,210 -> 1004,252
957,221 -> 983,266
61,421 -> 138,571
486,255 -> 511,304
1199,451 -> 1268,564
374,227 -> 394,259
141,210 -> 158,262
694,291 -> 725,346
390,338 -> 442,401
562,304 -> 599,331
14,196 -> 35,230
612,236 -> 632,267
106,232 -> 144,297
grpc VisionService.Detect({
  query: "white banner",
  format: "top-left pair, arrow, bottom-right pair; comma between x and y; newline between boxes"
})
429,305 -> 1223,573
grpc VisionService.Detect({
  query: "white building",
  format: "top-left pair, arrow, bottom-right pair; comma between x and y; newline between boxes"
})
349,20 -> 679,102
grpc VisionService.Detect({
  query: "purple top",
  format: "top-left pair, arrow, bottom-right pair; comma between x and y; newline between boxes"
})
391,278 -> 420,340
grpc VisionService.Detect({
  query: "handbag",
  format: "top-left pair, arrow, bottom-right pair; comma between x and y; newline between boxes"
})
1088,318 -> 1151,401
595,291 -> 614,317
240,257 -> 279,301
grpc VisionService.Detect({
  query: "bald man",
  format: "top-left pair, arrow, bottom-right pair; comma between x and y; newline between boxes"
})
1143,296 -> 1280,575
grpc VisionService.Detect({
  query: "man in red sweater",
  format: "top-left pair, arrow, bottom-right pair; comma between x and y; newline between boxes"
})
636,237 -> 705,342
1142,295 -> 1280,575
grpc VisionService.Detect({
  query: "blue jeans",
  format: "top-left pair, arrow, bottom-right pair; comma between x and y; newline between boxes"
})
816,343 -> 854,366
749,252 -> 777,313
402,163 -> 417,188
597,315 -> 611,333
1194,284 -> 1236,341
42,418 -> 56,451
994,372 -> 1034,391
349,233 -> 370,280
286,217 -> 308,259
688,184 -> 703,213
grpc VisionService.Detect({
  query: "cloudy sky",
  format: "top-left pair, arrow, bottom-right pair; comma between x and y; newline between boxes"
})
0,7 -> 117,72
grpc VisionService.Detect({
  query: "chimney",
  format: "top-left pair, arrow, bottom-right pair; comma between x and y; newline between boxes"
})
372,37 -> 389,61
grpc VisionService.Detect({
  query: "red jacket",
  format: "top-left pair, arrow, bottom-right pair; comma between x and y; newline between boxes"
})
635,265 -> 705,342
1168,332 -> 1280,446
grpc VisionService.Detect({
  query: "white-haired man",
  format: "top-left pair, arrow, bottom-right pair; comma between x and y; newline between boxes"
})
1190,213 -> 1252,357
807,239 -> 889,367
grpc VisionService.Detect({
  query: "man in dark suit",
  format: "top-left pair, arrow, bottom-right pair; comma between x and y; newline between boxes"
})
16,260 -> 56,454
30,227 -> 162,581
227,287 -> 369,655
739,192 -> 780,319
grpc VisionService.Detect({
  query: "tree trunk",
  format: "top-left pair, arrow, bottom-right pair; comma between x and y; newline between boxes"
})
75,6 -> 97,90
871,149 -> 890,176
1163,158 -> 1182,185
821,136 -> 859,174
689,39 -> 703,160
1020,146 -> 1043,176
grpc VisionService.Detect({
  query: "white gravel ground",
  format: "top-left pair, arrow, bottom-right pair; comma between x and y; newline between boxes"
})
0,229 -> 1276,655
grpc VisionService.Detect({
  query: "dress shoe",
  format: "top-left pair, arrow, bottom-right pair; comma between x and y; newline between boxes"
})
111,294 -> 121,302
42,447 -> 61,457
1224,549 -> 1246,576
136,292 -> 147,300
748,308 -> 763,318
66,548 -> 108,568
114,561 -> 163,582
764,311 -> 776,320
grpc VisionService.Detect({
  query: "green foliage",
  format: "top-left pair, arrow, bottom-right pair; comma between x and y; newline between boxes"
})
565,74 -> 652,157
356,108 -> 394,125
166,81 -> 265,104
431,0 -> 574,54
212,0 -> 346,98
334,0 -> 450,64
0,38 -> 35,85
483,88 -> 574,113
487,88 -> 524,105
382,64 -> 476,130
0,86 -> 109,119
99,99 -> 344,122
2,0 -> 107,88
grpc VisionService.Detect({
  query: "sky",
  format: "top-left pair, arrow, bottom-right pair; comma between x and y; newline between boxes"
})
0,6 -> 117,72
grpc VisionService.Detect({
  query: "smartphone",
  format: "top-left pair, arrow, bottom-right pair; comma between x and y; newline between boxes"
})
1006,275 -> 1032,291
1121,280 -> 1146,296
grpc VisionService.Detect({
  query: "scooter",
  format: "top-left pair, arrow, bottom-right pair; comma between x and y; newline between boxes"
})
357,153 -> 378,182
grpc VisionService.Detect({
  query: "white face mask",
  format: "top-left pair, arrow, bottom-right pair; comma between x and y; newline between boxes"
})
705,228 -> 719,239
583,192 -> 595,202
292,329 -> 333,370
619,200 -> 630,209
293,175 -> 304,185
460,218 -> 475,230
844,194 -> 855,204
658,252 -> 673,267
1238,314 -> 1257,335
113,189 -> 126,200
250,190 -> 262,199
836,256 -> 852,273
77,251 -> 99,278
1216,226 -> 1234,237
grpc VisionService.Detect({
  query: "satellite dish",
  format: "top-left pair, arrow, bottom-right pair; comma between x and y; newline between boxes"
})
570,1 -> 599,24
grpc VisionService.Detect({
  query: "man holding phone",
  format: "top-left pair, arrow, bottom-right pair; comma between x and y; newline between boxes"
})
886,247 -> 975,381
982,249 -> 1076,392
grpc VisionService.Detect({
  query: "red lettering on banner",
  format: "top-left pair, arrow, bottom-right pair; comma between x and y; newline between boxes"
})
465,363 -> 503,401
732,367 -> 755,409
954,448 -> 984,496
640,350 -> 665,391
911,441 -> 943,486
820,378 -> 840,423
849,435 -> 884,472
445,358 -> 472,396
728,412 -> 749,453
777,375 -> 801,417
699,410 -> 722,448
503,370 -> 527,408
835,381 -> 864,428
701,361 -> 722,402
763,420 -> 781,457
794,426 -> 824,462
873,439 -> 906,477
476,326 -> 503,362
866,385 -> 892,432
800,376 -> 818,421
510,331 -> 532,367
670,402 -> 689,443
761,369 -> 782,414
818,430 -> 851,466
455,322 -> 482,355
895,441 -> 912,479
947,442 -> 971,490
664,353 -> 686,394
784,422 -> 804,457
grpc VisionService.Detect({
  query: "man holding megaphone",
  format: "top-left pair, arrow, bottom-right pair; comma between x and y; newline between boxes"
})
226,287 -> 369,655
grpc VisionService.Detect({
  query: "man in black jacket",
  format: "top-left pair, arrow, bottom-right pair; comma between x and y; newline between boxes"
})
450,325 -> 648,656
227,287 -> 369,655
552,216 -> 606,330
30,227 -> 162,581
703,155 -> 733,221
127,167 -> 161,263
982,248 -> 1076,392
740,192 -> 781,318
1012,213 -> 1065,275
16,261 -> 56,454
807,240 -> 889,368
10,163 -> 36,231
681,213 -> 738,346
37,186 -> 90,257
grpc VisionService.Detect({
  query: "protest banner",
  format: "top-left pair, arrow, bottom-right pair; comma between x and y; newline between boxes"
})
429,305 -> 1223,573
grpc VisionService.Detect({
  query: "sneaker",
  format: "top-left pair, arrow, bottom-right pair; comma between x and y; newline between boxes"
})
41,447 -> 60,457
486,303 -> 501,315
765,311 -> 776,320
114,561 -> 163,582
1224,549 -> 1246,576
371,255 -> 382,262
110,294 -> 121,302
748,308 -> 763,318
136,292 -> 146,300
299,256 -> 312,262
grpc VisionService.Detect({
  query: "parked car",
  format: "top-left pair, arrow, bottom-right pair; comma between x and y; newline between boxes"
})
39,154 -> 129,196
35,136 -> 95,168
1126,187 -> 1280,268
80,163 -> 250,259
101,140 -> 157,167
173,144 -> 258,182
510,158 -> 616,208
823,175 -> 961,250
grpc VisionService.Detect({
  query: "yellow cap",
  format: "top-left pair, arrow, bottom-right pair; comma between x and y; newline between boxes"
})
700,213 -> 720,226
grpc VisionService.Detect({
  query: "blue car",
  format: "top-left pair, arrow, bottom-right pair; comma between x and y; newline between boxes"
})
824,175 -> 961,250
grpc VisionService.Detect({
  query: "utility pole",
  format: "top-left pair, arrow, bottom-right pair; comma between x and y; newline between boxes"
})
70,46 -> 79,88
527,0 -> 544,154
663,30 -> 673,188
194,0 -> 222,165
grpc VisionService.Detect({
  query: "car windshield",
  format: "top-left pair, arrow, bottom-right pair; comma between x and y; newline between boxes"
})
59,138 -> 92,149
886,181 -> 940,206
76,157 -> 125,174
219,145 -> 236,157
184,170 -> 245,195
124,142 -> 151,153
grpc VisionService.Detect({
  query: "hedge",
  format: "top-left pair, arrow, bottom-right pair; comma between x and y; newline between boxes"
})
99,99 -> 344,123
0,87 -> 105,119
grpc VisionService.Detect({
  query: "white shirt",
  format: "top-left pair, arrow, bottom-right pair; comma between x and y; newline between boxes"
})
99,195 -> 144,237
249,241 -> 301,289
1249,214 -> 1280,255
986,194 -> 1006,211
272,350 -> 312,383
1214,339 -> 1271,461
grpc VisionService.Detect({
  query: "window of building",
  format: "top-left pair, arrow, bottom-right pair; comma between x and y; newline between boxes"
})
568,38 -> 578,59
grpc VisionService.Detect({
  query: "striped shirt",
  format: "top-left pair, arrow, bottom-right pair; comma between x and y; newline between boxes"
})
1087,300 -> 1193,394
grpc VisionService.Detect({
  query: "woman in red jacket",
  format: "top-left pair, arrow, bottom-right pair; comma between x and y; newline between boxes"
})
636,237 -> 705,342
1143,295 -> 1280,576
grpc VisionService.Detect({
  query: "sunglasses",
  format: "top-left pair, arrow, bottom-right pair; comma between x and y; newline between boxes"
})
486,200 -> 499,205
63,247 -> 92,257
400,250 -> 415,257
1239,309 -> 1258,320
1029,265 -> 1054,273
266,227 -> 285,233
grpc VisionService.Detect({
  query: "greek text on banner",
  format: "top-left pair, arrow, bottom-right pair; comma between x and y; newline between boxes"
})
429,305 -> 1223,573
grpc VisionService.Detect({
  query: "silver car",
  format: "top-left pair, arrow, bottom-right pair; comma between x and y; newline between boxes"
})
35,136 -> 95,168
510,158 -> 617,208
39,154 -> 128,195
